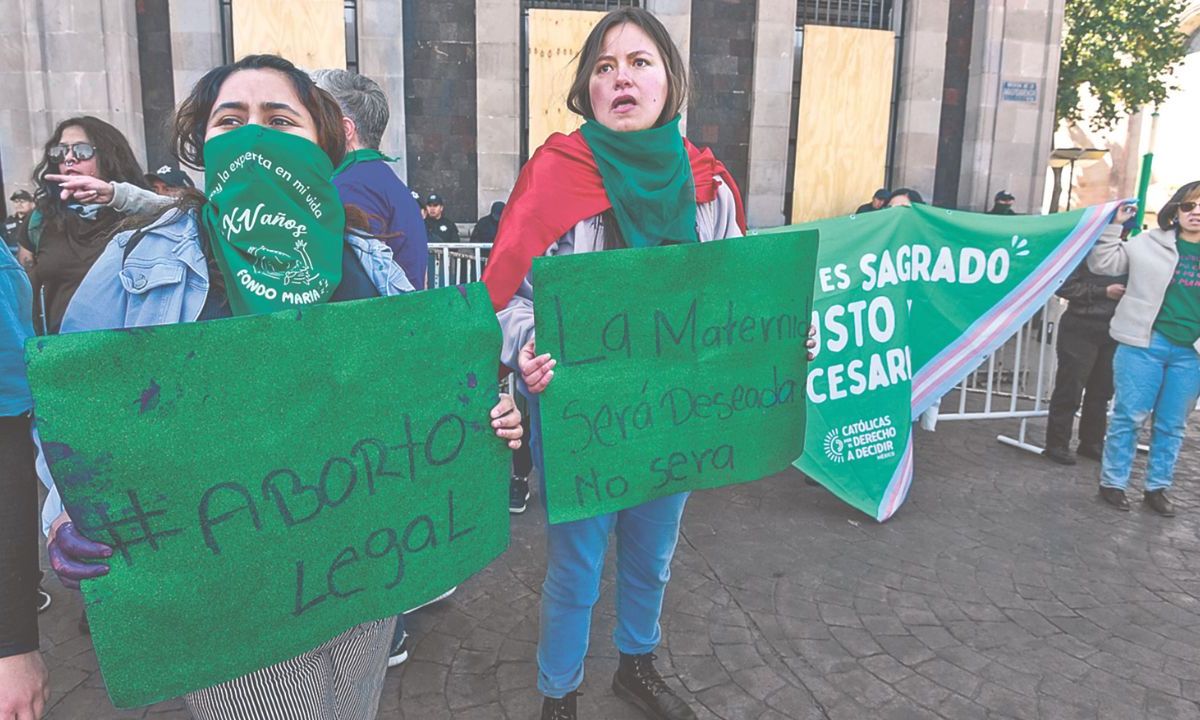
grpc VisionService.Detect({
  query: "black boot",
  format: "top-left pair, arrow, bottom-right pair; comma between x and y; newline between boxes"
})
612,653 -> 697,720
540,692 -> 578,720
1144,490 -> 1176,517
1042,445 -> 1076,465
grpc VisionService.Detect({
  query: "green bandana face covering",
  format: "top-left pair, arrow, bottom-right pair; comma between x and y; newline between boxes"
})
201,125 -> 345,316
333,147 -> 396,176
579,114 -> 698,248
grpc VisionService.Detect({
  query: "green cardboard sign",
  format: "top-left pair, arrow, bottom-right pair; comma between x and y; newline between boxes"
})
26,284 -> 509,708
533,232 -> 819,524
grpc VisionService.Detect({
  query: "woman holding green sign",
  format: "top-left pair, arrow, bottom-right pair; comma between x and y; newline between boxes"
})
41,54 -> 524,719
1091,185 -> 1200,517
484,9 -> 751,720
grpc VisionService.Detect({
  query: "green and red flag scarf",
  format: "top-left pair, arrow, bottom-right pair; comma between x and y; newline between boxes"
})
482,128 -> 746,312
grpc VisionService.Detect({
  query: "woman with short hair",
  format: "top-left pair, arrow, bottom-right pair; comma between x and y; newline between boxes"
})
484,9 -> 747,719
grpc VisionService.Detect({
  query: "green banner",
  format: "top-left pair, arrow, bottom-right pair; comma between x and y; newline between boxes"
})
786,202 -> 1123,521
26,284 -> 509,708
533,231 -> 820,524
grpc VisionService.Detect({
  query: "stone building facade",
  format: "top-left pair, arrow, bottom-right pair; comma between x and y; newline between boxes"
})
1,0 -> 1067,226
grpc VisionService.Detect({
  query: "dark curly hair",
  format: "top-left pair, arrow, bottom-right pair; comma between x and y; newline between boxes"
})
31,116 -> 149,223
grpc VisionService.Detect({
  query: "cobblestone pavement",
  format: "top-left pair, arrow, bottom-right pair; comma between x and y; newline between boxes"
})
38,416 -> 1200,719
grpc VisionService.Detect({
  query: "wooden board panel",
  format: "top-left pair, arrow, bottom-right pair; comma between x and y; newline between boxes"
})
232,0 -> 346,70
790,26 -> 894,223
527,9 -> 604,154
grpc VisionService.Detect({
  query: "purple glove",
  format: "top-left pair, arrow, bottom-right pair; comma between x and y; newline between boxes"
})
48,522 -> 111,590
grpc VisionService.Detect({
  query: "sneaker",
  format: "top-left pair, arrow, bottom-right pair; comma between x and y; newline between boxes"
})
386,631 -> 409,668
612,652 -> 698,720
36,585 -> 51,613
1042,446 -> 1077,466
1144,489 -> 1176,517
403,586 -> 456,614
1098,486 -> 1130,511
510,475 -> 530,514
540,692 -> 579,720
1076,443 -> 1104,461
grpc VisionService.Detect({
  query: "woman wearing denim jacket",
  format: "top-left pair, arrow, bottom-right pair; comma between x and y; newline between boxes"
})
40,54 -> 524,720
1089,182 -> 1200,516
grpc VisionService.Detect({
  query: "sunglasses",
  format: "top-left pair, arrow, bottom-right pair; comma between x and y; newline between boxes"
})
1177,201 -> 1199,214
47,142 -> 96,164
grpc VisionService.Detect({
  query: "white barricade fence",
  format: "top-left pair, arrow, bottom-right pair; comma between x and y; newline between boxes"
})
935,298 -> 1066,454
427,242 -> 492,289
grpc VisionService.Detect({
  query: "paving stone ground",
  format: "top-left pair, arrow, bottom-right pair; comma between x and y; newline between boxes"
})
37,415 -> 1200,719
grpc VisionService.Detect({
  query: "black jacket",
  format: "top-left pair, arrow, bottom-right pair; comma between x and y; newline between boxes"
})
1056,260 -> 1126,323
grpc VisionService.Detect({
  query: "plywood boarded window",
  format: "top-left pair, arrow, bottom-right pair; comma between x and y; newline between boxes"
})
525,9 -> 607,155
790,26 -> 894,223
230,0 -> 347,70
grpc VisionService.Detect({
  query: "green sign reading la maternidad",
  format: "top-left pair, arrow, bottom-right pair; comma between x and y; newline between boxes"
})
533,231 -> 820,524
26,284 -> 509,708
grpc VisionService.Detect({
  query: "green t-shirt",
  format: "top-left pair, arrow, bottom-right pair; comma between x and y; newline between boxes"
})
1154,236 -> 1200,347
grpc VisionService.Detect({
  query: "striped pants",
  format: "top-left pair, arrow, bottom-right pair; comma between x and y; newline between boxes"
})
185,618 -> 394,720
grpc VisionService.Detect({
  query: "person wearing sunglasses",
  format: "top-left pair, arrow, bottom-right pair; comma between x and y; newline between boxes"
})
27,116 -> 171,335
1089,181 -> 1200,516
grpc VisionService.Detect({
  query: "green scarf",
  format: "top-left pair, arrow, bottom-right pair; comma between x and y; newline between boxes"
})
201,126 -> 345,316
333,147 -> 397,176
578,114 -> 697,248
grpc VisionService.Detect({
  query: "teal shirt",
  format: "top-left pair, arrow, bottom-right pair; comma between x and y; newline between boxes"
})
1153,236 -> 1200,347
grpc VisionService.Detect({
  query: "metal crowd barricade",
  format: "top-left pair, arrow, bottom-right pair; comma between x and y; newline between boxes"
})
935,297 -> 1066,454
427,242 -> 493,289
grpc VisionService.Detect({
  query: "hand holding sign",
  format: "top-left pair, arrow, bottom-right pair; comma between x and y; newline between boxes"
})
47,520 -> 112,590
27,284 -> 513,708
519,339 -> 557,393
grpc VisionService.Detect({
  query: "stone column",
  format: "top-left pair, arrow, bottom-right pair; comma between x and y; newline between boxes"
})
474,0 -> 520,215
956,0 -> 1064,214
891,0 -> 950,196
1,0 -> 146,195
168,0 -> 222,187
746,0 -> 796,228
645,0 -> 692,132
359,0 -> 409,179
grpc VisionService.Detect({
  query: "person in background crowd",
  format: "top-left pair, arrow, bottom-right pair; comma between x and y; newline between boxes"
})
470,201 -> 505,245
1041,260 -> 1126,465
313,68 -> 429,290
989,190 -> 1017,215
888,188 -> 925,207
145,165 -> 196,198
25,116 -> 171,334
39,53 -> 524,720
855,188 -> 888,214
1090,187 -> 1200,517
425,193 -> 459,243
0,242 -> 50,720
4,190 -> 35,255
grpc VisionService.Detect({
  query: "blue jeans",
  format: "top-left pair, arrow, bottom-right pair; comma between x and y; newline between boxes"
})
1100,332 -> 1200,492
529,403 -> 688,698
